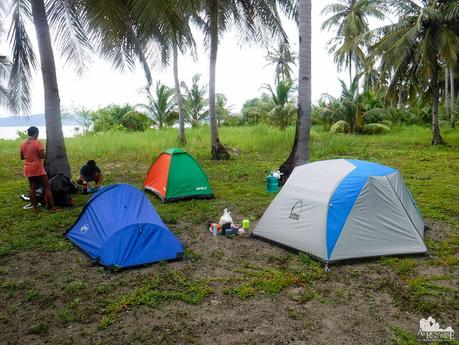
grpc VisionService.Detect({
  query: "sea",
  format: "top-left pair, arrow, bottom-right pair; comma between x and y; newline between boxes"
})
0,126 -> 81,140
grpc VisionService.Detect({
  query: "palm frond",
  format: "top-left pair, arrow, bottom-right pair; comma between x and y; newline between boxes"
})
330,120 -> 350,134
7,0 -> 36,114
361,122 -> 391,134
46,0 -> 92,75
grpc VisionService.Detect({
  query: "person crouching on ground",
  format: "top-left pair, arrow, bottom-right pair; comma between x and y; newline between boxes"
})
20,126 -> 55,211
78,160 -> 104,188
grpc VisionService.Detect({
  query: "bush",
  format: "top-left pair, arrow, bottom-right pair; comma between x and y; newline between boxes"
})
91,104 -> 133,132
121,111 -> 151,131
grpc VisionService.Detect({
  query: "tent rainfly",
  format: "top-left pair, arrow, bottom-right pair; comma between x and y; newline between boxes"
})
144,148 -> 214,203
66,184 -> 183,268
254,159 -> 426,262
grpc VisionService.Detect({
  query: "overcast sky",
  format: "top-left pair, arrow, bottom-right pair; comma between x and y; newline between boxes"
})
0,1 -> 384,117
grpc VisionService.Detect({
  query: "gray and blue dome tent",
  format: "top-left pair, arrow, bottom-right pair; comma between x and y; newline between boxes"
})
66,184 -> 183,268
254,159 -> 426,262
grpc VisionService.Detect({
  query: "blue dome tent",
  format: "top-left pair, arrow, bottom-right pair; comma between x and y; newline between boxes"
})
66,184 -> 183,268
254,159 -> 426,262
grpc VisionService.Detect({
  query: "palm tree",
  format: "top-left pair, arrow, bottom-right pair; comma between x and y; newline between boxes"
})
371,0 -> 459,144
262,79 -> 296,130
167,1 -> 196,144
197,0 -> 286,160
265,40 -> 297,82
445,67 -> 450,120
318,77 -> 391,134
84,0 -> 194,143
321,0 -> 385,85
135,82 -> 177,130
451,68 -> 456,128
240,95 -> 273,125
181,74 -> 208,128
215,93 -> 233,126
279,0 -> 311,179
6,0 -> 91,177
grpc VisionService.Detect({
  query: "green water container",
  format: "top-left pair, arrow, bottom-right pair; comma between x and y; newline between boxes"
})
266,175 -> 279,193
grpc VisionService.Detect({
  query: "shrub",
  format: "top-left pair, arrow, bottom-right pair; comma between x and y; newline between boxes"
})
91,104 -> 133,132
121,111 -> 151,131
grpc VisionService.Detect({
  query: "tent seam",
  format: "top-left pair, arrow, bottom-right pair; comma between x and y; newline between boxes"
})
384,175 -> 424,241
325,160 -> 358,260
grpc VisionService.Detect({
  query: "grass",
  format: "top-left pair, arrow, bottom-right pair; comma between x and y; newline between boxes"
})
1,125 -> 457,257
99,268 -> 212,329
0,124 -> 458,342
378,274 -> 458,315
226,266 -> 298,300
379,257 -> 418,277
425,232 -> 459,267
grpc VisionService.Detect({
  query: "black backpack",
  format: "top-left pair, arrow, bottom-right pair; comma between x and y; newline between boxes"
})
49,174 -> 78,207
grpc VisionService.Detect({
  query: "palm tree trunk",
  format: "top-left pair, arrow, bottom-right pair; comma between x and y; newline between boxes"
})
397,82 -> 403,110
445,67 -> 450,120
208,4 -> 229,160
348,55 -> 352,86
172,42 -> 186,144
130,27 -> 152,90
450,68 -> 456,128
123,19 -> 152,90
31,0 -> 71,178
279,0 -> 311,179
431,66 -> 445,145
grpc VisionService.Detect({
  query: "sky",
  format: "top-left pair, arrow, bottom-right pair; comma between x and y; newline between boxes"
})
0,1 -> 366,117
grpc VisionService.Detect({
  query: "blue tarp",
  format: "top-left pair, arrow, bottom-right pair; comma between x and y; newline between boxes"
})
66,184 -> 183,268
326,160 -> 397,259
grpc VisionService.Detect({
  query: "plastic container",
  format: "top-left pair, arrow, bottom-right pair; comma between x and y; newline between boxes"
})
82,181 -> 88,195
266,174 -> 279,193
242,219 -> 250,230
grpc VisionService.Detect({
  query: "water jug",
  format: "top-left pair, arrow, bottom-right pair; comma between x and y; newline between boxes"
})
266,174 -> 279,193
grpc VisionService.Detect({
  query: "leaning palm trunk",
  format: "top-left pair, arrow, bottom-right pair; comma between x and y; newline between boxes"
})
173,42 -> 186,144
279,0 -> 311,179
208,10 -> 229,160
31,0 -> 71,177
451,68 -> 456,128
431,67 -> 445,145
128,24 -> 152,90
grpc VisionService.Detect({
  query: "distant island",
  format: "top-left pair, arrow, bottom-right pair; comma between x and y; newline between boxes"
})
0,114 -> 79,127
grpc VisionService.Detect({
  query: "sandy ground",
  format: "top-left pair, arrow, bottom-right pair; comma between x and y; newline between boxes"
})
0,220 -> 457,345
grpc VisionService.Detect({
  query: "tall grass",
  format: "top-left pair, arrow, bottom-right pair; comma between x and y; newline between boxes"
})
1,124 -> 458,226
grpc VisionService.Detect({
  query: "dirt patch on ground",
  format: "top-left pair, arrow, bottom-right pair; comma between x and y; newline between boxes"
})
0,219 -> 457,345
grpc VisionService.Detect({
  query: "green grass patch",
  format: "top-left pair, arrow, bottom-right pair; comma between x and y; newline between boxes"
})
56,298 -> 82,324
379,257 -> 418,277
99,269 -> 212,329
183,248 -> 202,262
407,276 -> 453,298
64,280 -> 87,295
1,125 -> 458,258
379,275 -> 457,315
226,265 -> 299,300
426,232 -> 459,266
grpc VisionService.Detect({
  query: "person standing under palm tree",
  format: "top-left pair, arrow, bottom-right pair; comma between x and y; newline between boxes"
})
20,126 -> 55,211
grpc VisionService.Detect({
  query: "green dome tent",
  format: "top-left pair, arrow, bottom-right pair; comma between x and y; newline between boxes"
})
144,148 -> 214,203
